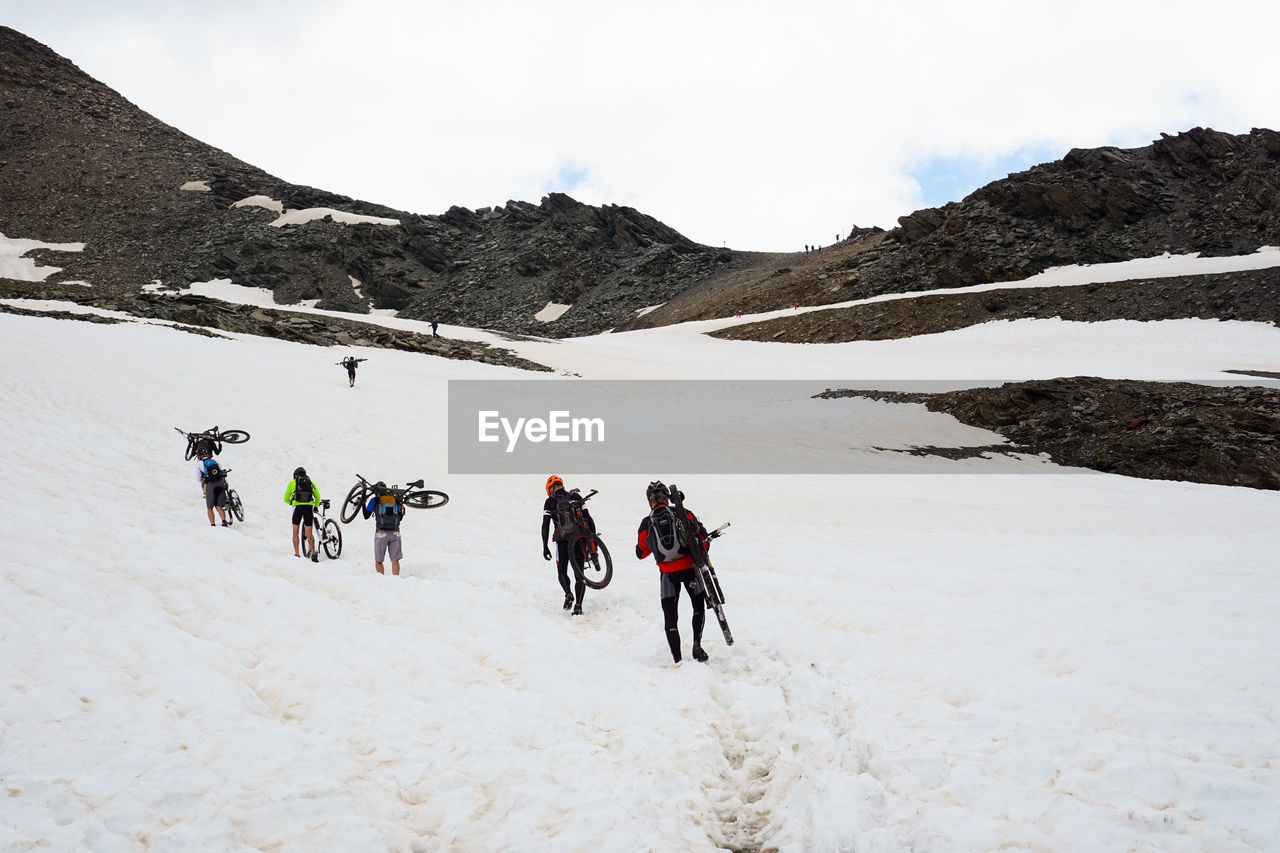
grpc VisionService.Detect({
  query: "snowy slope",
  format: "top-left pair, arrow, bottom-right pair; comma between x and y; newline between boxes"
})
2,253 -> 1280,852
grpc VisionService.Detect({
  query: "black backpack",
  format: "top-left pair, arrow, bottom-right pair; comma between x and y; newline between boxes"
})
553,490 -> 584,539
202,458 -> 225,482
294,475 -> 314,503
647,504 -> 687,563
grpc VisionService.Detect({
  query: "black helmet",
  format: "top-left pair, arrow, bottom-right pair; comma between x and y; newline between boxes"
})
294,467 -> 306,478
646,481 -> 669,502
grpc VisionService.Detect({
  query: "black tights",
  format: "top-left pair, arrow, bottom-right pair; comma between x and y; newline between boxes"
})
662,584 -> 705,662
556,542 -> 586,607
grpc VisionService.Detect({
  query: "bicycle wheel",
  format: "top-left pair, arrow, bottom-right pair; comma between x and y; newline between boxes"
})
219,429 -> 250,444
322,519 -> 343,559
571,533 -> 613,590
227,489 -> 245,522
340,483 -> 367,523
403,489 -> 449,509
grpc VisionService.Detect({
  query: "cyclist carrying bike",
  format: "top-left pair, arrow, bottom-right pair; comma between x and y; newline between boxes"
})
362,481 -> 406,575
284,467 -> 322,561
541,474 -> 595,616
341,356 -> 361,387
197,450 -> 232,527
636,481 -> 710,664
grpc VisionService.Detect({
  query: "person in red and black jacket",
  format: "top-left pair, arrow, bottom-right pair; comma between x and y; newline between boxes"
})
636,481 -> 710,664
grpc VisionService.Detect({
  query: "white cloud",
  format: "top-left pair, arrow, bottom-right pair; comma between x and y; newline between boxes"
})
7,0 -> 1280,249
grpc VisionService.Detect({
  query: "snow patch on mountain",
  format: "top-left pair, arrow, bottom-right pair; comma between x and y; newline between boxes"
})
268,208 -> 400,228
0,232 -> 86,282
232,195 -> 285,213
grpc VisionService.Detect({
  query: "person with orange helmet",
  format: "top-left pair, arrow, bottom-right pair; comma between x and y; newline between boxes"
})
541,474 -> 595,615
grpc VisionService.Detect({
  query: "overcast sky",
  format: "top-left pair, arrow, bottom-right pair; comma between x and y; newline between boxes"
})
6,0 -> 1280,251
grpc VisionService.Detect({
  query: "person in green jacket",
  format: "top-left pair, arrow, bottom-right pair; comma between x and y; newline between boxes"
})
284,467 -> 322,561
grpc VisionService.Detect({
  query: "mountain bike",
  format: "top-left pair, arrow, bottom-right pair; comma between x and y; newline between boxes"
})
339,473 -> 449,524
669,484 -> 732,645
301,499 -> 343,559
559,489 -> 613,590
176,425 -> 251,461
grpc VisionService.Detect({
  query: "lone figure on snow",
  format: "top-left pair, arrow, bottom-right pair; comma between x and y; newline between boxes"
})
339,356 -> 365,387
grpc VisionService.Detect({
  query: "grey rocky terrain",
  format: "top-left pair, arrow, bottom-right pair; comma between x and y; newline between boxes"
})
713,266 -> 1280,343
0,26 -> 755,342
820,380 -> 1280,490
626,127 -> 1280,331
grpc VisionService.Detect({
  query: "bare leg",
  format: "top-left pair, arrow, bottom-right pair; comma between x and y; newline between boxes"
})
375,562 -> 385,574
391,559 -> 401,576
292,524 -> 301,556
305,525 -> 317,554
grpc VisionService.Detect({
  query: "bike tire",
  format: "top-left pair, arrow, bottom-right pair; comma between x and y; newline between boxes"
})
570,533 -> 613,590
403,489 -> 449,510
340,483 -> 367,524
323,519 -> 343,559
227,489 -> 245,523
219,429 -> 250,444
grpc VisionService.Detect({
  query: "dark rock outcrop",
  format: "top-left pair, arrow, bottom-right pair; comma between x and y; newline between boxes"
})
927,378 -> 1280,489
868,127 -> 1280,297
0,281 -> 551,371
822,379 -> 1280,490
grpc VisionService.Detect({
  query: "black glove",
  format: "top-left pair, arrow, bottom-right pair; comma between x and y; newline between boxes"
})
542,544 -> 552,561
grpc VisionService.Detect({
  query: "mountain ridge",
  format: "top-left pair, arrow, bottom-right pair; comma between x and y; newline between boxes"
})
4,25 -> 1280,343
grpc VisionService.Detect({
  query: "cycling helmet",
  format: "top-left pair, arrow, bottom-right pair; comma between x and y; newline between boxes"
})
646,481 -> 669,503
546,474 -> 564,496
294,467 -> 306,478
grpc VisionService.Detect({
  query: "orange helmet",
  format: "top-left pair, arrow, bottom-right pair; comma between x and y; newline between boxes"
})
545,474 -> 564,496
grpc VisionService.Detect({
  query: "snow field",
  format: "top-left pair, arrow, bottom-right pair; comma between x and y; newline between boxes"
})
1,290 -> 1279,851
